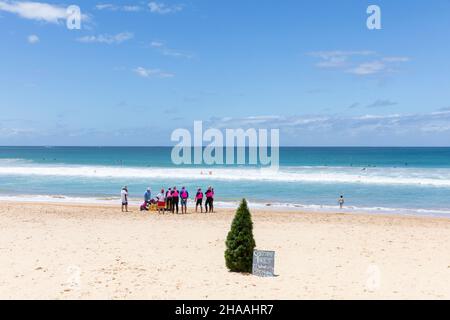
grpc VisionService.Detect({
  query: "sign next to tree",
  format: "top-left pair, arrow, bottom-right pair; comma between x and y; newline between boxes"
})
252,250 -> 275,277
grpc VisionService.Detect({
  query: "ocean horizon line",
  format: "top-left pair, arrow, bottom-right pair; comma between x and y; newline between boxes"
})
1,145 -> 450,148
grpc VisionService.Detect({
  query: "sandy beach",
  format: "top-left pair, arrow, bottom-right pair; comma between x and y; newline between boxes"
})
1,201 -> 450,300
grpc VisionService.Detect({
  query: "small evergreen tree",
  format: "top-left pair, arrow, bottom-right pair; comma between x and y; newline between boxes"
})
225,198 -> 256,273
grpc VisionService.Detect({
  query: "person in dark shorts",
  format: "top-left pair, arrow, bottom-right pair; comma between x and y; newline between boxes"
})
171,186 -> 179,214
210,187 -> 215,213
195,188 -> 203,213
121,186 -> 128,212
338,195 -> 345,209
205,186 -> 213,213
165,187 -> 172,212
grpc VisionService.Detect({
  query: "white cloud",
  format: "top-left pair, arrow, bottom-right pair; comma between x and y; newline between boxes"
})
134,67 -> 174,78
123,5 -> 140,12
95,4 -> 117,10
0,126 -> 35,137
150,40 -> 193,59
27,34 -> 39,44
348,61 -> 386,75
205,111 -> 450,138
77,32 -> 134,44
348,57 -> 410,76
310,50 -> 410,76
366,99 -> 398,108
148,2 -> 182,14
309,51 -> 375,68
150,41 -> 164,48
95,3 -> 141,12
0,1 -> 87,23
382,56 -> 410,62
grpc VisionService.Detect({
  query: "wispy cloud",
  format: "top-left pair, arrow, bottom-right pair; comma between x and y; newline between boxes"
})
205,110 -> 450,138
123,5 -> 141,12
148,2 -> 182,14
347,61 -> 386,75
0,1 -> 88,23
382,56 -> 410,63
366,99 -> 398,108
309,51 -> 375,68
134,67 -> 174,78
96,2 -> 182,14
95,3 -> 141,12
150,40 -> 193,59
77,32 -> 134,44
348,99 -> 398,109
348,58 -> 409,76
347,102 -> 360,109
27,34 -> 39,44
95,3 -> 115,10
310,50 -> 410,76
0,126 -> 36,137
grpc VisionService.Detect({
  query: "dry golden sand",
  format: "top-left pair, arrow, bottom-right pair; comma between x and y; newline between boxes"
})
1,201 -> 450,299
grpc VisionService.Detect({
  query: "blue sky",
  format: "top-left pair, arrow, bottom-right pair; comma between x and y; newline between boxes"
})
1,0 -> 450,146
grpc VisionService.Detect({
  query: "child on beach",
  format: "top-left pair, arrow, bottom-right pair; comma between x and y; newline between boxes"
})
180,187 -> 189,214
195,188 -> 203,213
121,186 -> 128,212
171,187 -> 179,214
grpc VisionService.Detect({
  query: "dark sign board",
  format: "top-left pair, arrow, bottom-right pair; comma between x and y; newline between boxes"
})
252,250 -> 275,277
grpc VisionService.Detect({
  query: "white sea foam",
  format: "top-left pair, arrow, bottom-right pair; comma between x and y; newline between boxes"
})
1,162 -> 450,187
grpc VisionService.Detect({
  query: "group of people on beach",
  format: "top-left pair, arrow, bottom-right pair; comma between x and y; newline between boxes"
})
120,186 -> 215,214
120,186 -> 345,213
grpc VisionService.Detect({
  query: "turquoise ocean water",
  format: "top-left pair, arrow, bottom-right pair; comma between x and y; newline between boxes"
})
1,146 -> 450,216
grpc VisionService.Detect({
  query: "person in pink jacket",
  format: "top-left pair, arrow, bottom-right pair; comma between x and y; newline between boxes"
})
195,188 -> 203,213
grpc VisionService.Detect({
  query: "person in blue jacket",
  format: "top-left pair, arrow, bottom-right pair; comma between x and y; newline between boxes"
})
144,188 -> 151,204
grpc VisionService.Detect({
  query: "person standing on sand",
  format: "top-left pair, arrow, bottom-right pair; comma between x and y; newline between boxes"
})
144,187 -> 151,204
157,188 -> 165,214
195,188 -> 203,213
180,187 -> 189,214
171,186 -> 179,214
166,188 -> 172,212
338,195 -> 345,209
205,186 -> 213,213
121,186 -> 128,212
210,188 -> 215,213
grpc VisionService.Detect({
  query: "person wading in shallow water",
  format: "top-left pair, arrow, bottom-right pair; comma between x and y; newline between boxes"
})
338,195 -> 345,209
